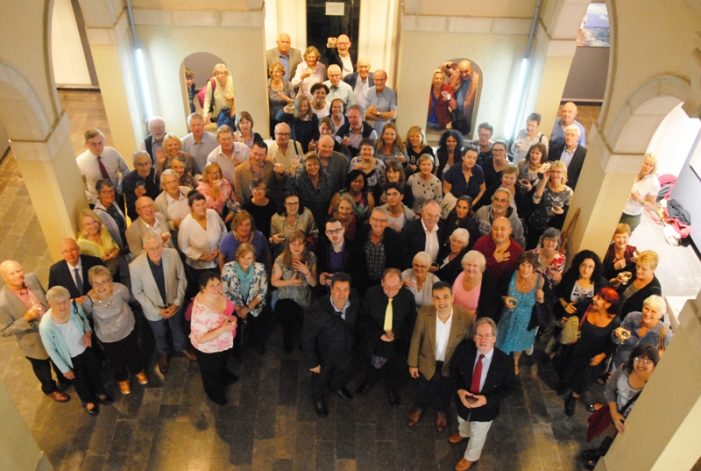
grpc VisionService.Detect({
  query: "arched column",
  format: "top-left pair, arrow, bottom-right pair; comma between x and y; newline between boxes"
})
78,0 -> 142,156
565,76 -> 690,258
0,63 -> 86,261
596,292 -> 701,470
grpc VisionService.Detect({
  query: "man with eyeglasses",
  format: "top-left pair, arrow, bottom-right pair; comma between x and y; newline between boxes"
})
474,187 -> 526,248
448,317 -> 518,471
317,218 -> 356,289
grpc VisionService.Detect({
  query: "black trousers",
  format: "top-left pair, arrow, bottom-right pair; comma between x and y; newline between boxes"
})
275,299 -> 303,351
365,352 -> 404,394
196,348 -> 231,404
311,351 -> 353,401
235,307 -> 272,352
100,329 -> 144,381
27,356 -> 66,394
70,347 -> 105,404
414,362 -> 450,412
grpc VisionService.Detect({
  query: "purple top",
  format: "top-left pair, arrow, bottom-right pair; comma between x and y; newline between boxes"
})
219,230 -> 269,265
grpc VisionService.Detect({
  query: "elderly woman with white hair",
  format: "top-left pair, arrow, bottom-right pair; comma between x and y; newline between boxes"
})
612,294 -> 672,368
203,63 -> 236,127
39,286 -> 112,415
402,251 -> 441,307
452,250 -> 500,323
436,228 -> 470,285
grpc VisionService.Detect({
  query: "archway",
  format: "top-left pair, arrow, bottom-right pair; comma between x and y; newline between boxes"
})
181,52 -> 228,121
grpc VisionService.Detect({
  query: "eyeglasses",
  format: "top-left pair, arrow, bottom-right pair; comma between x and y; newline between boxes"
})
276,133 -> 291,137
634,357 -> 653,366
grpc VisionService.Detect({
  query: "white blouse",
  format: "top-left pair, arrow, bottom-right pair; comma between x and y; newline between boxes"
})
177,209 -> 227,269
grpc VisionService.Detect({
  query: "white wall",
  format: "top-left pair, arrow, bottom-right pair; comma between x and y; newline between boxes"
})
647,104 -> 701,177
51,0 -> 92,86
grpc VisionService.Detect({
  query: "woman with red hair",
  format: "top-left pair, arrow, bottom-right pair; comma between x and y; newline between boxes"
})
556,287 -> 621,417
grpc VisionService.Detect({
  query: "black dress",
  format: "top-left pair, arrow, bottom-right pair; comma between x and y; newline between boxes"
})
244,199 -> 278,238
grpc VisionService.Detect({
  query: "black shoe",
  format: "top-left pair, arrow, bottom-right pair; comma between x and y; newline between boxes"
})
565,394 -> 577,416
84,403 -> 100,416
314,399 -> 329,417
387,390 -> 400,407
97,394 -> 113,405
356,381 -> 373,395
335,388 -> 353,402
223,371 -> 239,385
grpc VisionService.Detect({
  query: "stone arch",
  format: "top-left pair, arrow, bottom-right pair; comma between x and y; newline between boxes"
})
0,62 -> 54,143
180,52 -> 228,119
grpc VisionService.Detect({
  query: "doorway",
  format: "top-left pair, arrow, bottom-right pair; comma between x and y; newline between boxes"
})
306,0 -> 360,65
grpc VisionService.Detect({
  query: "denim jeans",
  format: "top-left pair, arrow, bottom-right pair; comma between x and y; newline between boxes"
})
147,311 -> 187,355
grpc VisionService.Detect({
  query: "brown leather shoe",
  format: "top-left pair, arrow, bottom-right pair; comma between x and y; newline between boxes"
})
435,412 -> 448,432
454,458 -> 475,471
48,390 -> 70,403
181,348 -> 197,362
407,408 -> 423,427
448,432 -> 467,444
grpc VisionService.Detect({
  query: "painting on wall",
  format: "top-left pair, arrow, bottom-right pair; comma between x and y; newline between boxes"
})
577,3 -> 610,47
426,59 -> 482,139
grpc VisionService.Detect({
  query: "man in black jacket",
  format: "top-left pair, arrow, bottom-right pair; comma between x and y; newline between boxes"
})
356,268 -> 417,406
352,207 -> 402,294
448,318 -> 518,470
549,124 -> 587,191
401,199 -> 445,269
302,272 -> 359,417
48,238 -> 104,300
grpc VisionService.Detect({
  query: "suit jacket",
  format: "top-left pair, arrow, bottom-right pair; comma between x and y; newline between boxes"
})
0,273 -> 49,359
358,285 -> 416,359
450,340 -> 518,422
550,142 -> 587,191
343,72 -> 374,89
265,47 -> 303,79
129,248 -> 187,322
48,255 -> 104,299
351,225 -> 403,292
401,218 -> 447,269
302,293 -> 360,368
408,305 -> 472,380
125,213 -> 173,257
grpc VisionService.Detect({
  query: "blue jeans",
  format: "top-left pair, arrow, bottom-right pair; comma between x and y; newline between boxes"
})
147,311 -> 187,355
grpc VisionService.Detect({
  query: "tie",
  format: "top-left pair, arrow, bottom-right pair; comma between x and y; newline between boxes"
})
74,267 -> 83,291
383,297 -> 394,332
470,354 -> 485,394
96,156 -> 111,183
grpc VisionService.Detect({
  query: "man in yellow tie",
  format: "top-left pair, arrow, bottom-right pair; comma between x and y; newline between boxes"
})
356,268 -> 417,405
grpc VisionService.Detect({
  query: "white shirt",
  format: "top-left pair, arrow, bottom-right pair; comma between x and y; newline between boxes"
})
75,146 -> 129,204
323,80 -> 354,106
177,209 -> 227,269
207,143 -> 250,185
473,348 -> 495,392
435,310 -> 454,362
422,220 -> 440,262
56,319 -> 87,357
560,145 -> 576,168
623,174 -> 661,216
353,77 -> 371,110
165,192 -> 190,225
340,55 -> 353,76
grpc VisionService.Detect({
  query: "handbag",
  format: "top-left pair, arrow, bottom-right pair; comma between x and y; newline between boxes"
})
559,307 -> 589,345
586,392 -> 640,442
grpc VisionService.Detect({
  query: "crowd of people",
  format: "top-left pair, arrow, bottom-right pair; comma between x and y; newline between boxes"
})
0,32 -> 673,471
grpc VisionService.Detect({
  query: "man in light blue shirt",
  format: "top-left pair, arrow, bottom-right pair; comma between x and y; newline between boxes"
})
182,113 -> 218,174
364,70 -> 397,134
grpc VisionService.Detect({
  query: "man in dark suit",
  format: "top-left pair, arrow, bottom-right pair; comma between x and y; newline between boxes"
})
48,238 -> 104,300
549,124 -> 587,191
122,151 -> 160,222
407,282 -> 472,431
143,116 -> 166,164
448,318 -> 518,471
401,200 -> 445,269
343,59 -> 374,110
324,34 -> 354,76
357,268 -> 417,406
0,260 -> 70,402
352,207 -> 402,293
302,272 -> 359,417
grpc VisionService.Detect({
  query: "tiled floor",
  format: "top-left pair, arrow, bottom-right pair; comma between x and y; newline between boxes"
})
0,91 -> 699,471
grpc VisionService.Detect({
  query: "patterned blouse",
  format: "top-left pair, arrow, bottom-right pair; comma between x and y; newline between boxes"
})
189,297 -> 236,354
221,261 -> 268,318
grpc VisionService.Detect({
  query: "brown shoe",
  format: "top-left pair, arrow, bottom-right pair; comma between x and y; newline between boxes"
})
407,408 -> 423,427
157,354 -> 169,375
448,432 -> 467,445
181,348 -> 197,362
48,390 -> 70,403
135,371 -> 149,385
454,458 -> 475,471
435,412 -> 448,432
118,380 -> 131,395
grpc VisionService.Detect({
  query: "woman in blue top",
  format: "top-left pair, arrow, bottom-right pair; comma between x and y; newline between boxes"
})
39,286 -> 112,415
496,252 -> 545,375
443,145 -> 486,208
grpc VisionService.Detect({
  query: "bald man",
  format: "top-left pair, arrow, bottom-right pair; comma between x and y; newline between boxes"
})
125,196 -> 173,257
325,34 -> 354,76
0,260 -> 70,402
48,238 -> 105,300
472,216 -> 524,290
365,70 -> 398,134
265,33 -> 303,80
313,134 -> 349,194
550,102 -> 586,147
